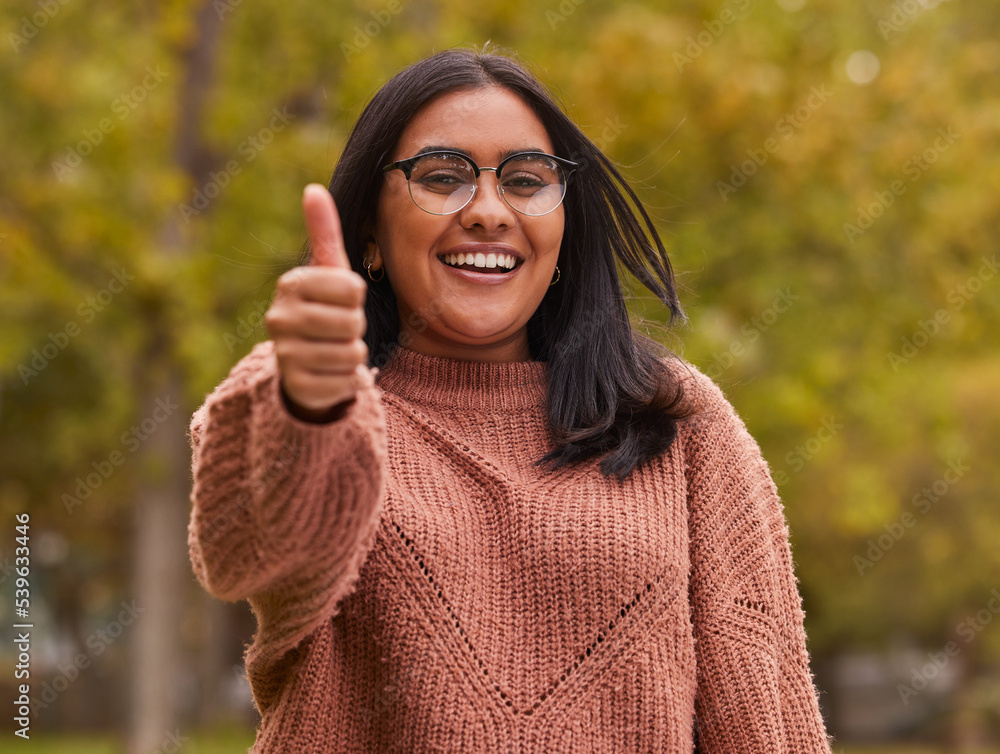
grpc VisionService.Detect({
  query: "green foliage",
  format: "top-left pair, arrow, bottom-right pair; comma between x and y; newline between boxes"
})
9,726 -> 254,753
1,0 -> 997,718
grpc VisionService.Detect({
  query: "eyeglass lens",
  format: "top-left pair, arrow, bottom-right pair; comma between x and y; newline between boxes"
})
406,154 -> 567,216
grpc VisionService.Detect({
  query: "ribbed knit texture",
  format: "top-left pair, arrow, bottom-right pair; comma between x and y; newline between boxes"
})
188,341 -> 832,753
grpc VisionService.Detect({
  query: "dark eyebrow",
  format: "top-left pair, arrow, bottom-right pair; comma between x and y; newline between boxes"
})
499,147 -> 548,161
414,145 -> 472,158
412,146 -> 550,163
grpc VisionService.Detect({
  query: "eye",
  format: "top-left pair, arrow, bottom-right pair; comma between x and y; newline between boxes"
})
417,171 -> 467,190
501,156 -> 560,195
502,171 -> 548,195
411,155 -> 474,193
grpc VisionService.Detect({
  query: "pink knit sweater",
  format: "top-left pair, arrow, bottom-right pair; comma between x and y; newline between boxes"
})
188,341 -> 831,753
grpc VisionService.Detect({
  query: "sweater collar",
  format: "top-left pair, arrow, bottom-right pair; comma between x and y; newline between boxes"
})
375,345 -> 548,413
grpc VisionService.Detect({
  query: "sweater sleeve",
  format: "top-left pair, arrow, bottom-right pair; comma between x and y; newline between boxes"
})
187,340 -> 387,697
680,368 -> 831,753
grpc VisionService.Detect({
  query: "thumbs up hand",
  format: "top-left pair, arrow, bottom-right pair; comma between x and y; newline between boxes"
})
265,184 -> 371,421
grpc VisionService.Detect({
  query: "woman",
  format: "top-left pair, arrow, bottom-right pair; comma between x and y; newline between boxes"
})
188,48 -> 832,752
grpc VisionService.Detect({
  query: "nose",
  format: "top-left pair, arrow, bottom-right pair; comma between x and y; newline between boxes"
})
459,169 -> 515,230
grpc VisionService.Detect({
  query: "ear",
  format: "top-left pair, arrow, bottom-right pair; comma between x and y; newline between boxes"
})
364,234 -> 383,271
359,215 -> 383,271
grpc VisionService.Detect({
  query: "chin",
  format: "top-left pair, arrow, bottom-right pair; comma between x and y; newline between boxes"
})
443,319 -> 522,342
451,327 -> 516,343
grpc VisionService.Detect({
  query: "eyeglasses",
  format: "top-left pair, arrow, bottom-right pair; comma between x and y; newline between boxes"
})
382,150 -> 578,217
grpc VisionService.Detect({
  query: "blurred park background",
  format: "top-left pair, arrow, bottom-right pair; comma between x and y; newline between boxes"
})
1,0 -> 999,751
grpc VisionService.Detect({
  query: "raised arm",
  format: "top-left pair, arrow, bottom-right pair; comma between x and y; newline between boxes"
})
188,341 -> 385,602
188,186 -> 387,677
681,370 -> 832,752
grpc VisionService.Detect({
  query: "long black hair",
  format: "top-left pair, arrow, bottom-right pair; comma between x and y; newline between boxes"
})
323,46 -> 692,482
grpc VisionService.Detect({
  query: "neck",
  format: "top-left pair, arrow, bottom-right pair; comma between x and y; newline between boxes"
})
376,344 -> 547,413
397,329 -> 532,363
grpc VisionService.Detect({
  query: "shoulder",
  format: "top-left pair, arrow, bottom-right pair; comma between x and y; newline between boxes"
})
657,357 -> 767,471
657,356 -> 747,431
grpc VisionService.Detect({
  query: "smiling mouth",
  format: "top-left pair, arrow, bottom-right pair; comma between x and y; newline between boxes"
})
439,252 -> 521,274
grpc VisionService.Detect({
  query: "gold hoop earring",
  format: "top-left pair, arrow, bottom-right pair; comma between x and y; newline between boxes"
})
365,258 -> 384,282
549,265 -> 560,286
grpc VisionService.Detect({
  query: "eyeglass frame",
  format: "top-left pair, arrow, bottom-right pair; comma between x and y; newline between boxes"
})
381,149 -> 579,216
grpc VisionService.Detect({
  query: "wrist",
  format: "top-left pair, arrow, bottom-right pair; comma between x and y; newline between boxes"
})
280,383 -> 356,424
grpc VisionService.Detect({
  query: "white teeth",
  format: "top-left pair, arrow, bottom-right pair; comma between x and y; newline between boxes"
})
442,253 -> 518,270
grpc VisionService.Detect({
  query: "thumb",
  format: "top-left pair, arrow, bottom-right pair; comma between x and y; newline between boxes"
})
303,183 -> 351,269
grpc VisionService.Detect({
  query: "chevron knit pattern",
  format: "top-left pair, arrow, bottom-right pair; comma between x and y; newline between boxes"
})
188,341 -> 832,753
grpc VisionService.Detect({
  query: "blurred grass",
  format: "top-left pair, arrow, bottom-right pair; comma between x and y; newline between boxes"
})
11,727 -> 255,753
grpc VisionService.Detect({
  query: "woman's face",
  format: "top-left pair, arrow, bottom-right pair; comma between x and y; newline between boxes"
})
369,85 -> 565,362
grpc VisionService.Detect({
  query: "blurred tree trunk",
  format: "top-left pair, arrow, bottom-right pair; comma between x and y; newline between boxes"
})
128,371 -> 190,752
946,643 -> 987,753
126,2 -> 223,752
199,597 -> 235,724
